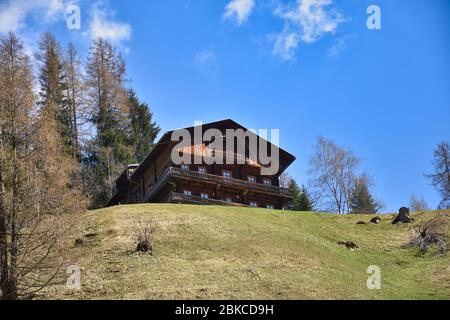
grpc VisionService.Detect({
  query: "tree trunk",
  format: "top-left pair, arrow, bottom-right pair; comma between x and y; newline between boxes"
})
7,144 -> 19,300
0,154 -> 9,299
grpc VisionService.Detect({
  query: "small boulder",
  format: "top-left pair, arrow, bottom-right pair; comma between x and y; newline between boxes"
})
370,216 -> 382,224
393,207 -> 414,224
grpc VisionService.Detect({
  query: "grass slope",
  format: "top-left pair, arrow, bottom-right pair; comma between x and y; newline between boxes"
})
42,204 -> 450,299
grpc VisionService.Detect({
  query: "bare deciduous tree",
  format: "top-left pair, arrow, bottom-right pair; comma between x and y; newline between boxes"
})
309,136 -> 362,214
426,141 -> 450,209
278,171 -> 291,188
409,194 -> 429,212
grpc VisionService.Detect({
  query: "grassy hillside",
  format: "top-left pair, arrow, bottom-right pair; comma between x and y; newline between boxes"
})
41,204 -> 450,300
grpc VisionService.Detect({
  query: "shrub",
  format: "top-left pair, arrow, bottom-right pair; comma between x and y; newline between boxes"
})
135,220 -> 155,254
407,217 -> 448,255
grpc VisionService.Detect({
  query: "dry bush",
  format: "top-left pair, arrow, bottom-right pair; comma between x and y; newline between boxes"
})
134,220 -> 155,254
408,217 -> 448,255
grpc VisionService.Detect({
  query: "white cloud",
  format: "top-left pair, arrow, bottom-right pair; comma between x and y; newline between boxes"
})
269,30 -> 300,62
271,0 -> 344,61
0,0 -> 70,34
195,50 -> 216,65
194,49 -> 219,75
327,34 -> 355,57
88,2 -> 132,43
45,0 -> 66,22
0,1 -> 27,33
0,0 -> 132,45
223,0 -> 255,25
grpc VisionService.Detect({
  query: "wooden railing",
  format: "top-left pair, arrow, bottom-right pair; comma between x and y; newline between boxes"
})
141,166 -> 173,203
170,167 -> 292,196
171,192 -> 248,207
141,166 -> 292,203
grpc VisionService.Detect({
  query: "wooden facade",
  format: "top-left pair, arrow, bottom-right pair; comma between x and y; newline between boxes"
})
107,119 -> 296,209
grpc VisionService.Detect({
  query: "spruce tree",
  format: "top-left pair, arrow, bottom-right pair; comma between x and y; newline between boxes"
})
288,179 -> 315,211
127,89 -> 160,163
350,177 -> 379,214
298,185 -> 315,212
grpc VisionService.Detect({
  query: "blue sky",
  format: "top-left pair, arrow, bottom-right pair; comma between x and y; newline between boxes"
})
1,0 -> 449,212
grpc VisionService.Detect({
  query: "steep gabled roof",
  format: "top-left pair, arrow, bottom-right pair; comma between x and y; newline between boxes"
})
130,119 -> 296,180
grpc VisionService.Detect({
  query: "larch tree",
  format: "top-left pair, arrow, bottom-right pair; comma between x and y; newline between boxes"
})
35,33 -> 72,153
0,33 -> 78,300
63,42 -> 86,161
85,38 -> 133,206
35,32 -> 87,215
0,32 -> 36,300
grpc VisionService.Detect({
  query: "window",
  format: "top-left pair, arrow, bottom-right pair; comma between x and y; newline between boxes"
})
266,205 -> 274,209
249,201 -> 258,207
222,171 -> 232,179
247,175 -> 256,183
181,164 -> 189,171
263,178 -> 272,186
225,197 -> 232,203
183,190 -> 192,196
198,167 -> 207,174
200,193 -> 209,199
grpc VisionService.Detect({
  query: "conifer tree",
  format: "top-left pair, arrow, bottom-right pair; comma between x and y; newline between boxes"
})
36,33 -> 72,153
0,33 -> 85,300
0,32 -> 34,300
35,33 -> 86,212
127,89 -> 160,163
349,177 -> 380,214
63,42 -> 85,160
85,38 -> 133,205
288,179 -> 315,211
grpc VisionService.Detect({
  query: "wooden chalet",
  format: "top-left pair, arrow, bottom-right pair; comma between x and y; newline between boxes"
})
107,119 -> 296,209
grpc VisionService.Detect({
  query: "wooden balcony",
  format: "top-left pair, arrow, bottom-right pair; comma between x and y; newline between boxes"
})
141,166 -> 292,203
170,192 -> 247,207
